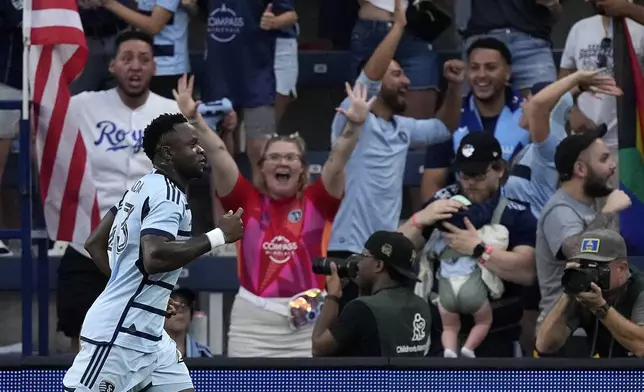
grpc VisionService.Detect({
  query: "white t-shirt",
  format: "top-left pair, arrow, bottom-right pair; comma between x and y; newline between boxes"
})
69,89 -> 181,255
560,15 -> 644,149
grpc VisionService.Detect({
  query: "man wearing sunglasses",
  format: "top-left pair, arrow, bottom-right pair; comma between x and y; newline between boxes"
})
399,132 -> 538,357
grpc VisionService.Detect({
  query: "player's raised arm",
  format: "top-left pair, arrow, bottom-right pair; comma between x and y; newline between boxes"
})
85,207 -> 117,277
173,74 -> 241,197
141,208 -> 244,275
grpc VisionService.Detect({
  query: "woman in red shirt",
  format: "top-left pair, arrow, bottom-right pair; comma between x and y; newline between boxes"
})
174,75 -> 373,357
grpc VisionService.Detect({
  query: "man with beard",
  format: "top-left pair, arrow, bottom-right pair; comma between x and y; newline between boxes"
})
56,31 -> 219,353
399,132 -> 538,357
327,3 -> 464,308
535,129 -> 632,340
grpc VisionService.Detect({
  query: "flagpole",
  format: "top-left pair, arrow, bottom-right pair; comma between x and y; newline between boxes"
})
21,0 -> 34,357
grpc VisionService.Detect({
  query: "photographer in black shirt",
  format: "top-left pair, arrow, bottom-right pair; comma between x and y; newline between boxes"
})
536,229 -> 644,358
312,231 -> 431,357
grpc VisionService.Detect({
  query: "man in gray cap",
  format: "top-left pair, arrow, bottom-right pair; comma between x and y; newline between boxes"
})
536,229 -> 644,358
312,231 -> 432,357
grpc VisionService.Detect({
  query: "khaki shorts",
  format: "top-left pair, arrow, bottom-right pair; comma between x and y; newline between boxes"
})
0,83 -> 21,139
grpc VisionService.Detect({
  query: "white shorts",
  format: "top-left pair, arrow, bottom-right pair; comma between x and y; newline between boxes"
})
274,37 -> 298,98
0,83 -> 21,139
63,336 -> 193,392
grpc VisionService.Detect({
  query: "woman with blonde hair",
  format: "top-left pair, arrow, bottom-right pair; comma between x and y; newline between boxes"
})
174,75 -> 374,357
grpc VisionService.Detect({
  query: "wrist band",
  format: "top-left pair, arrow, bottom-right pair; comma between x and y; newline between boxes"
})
479,244 -> 494,265
411,214 -> 423,230
205,228 -> 226,250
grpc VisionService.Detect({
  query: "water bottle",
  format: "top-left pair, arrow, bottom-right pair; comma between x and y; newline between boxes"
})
190,310 -> 209,347
197,99 -> 233,131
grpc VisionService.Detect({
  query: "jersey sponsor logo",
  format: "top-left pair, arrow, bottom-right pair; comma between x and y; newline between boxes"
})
99,380 -> 116,392
262,235 -> 297,264
94,121 -> 144,153
207,4 -> 244,43
288,209 -> 302,223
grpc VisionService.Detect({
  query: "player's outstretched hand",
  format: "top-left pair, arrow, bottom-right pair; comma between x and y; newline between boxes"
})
219,208 -> 244,243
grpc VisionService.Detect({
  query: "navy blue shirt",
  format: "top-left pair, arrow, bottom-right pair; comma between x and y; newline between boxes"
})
203,0 -> 294,107
79,1 -> 127,33
420,185 -> 537,340
0,0 -> 22,89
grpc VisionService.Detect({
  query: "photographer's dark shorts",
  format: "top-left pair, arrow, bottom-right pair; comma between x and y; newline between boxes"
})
56,246 -> 108,338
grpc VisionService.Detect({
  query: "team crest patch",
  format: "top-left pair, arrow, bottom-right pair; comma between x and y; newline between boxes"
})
581,239 -> 600,253
288,209 -> 302,223
99,380 -> 116,392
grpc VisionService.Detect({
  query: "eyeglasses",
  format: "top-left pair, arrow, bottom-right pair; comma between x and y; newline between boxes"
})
597,37 -> 612,69
264,152 -> 301,163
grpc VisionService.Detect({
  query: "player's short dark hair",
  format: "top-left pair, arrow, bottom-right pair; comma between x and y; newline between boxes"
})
466,37 -> 512,65
114,30 -> 154,56
142,113 -> 188,161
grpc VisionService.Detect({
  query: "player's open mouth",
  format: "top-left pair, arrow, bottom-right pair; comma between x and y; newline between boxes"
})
276,173 -> 291,181
129,76 -> 142,86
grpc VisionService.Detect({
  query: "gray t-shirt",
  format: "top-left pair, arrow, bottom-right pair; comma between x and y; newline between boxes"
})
536,188 -> 597,320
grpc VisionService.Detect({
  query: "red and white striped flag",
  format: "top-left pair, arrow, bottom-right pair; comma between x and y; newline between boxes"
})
27,0 -> 100,243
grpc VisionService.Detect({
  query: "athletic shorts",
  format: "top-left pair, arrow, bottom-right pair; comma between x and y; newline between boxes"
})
63,336 -> 193,392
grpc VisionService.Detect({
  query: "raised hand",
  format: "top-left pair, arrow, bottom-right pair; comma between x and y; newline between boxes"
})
172,74 -> 199,119
443,59 -> 466,85
335,81 -> 376,125
576,69 -> 623,97
394,0 -> 407,27
218,208 -> 244,243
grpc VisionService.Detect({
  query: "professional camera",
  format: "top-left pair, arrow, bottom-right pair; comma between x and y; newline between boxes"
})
561,260 -> 611,295
312,255 -> 360,279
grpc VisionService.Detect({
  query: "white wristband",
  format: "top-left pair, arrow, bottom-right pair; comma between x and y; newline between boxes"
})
205,228 -> 226,250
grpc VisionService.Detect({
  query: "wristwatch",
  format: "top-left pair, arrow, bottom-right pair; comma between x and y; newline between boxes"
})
595,302 -> 611,319
472,242 -> 486,259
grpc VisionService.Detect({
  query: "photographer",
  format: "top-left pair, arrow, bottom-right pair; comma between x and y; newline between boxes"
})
536,229 -> 644,358
311,231 -> 431,357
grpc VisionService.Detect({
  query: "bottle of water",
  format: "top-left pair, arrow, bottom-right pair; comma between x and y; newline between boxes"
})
190,310 -> 209,347
197,99 -> 233,131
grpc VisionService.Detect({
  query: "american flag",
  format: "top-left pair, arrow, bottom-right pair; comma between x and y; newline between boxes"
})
27,0 -> 100,243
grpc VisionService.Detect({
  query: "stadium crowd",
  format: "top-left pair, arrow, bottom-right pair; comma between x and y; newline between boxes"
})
1,0 -> 644,362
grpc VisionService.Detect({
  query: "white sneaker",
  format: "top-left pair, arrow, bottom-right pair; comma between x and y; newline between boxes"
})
0,240 -> 13,257
48,241 -> 69,257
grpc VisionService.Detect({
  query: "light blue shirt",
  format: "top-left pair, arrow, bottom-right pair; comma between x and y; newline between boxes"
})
80,172 -> 192,353
137,0 -> 190,76
504,92 -> 574,217
328,72 -> 452,253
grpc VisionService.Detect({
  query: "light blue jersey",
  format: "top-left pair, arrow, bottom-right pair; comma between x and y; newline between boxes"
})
504,93 -> 574,217
137,0 -> 190,76
80,171 -> 192,353
328,71 -> 451,253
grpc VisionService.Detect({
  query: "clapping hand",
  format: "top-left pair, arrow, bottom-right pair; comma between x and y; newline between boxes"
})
576,69 -> 623,97
335,81 -> 376,125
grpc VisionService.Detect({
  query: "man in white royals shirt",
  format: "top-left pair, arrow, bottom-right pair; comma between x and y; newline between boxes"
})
57,30 -> 184,353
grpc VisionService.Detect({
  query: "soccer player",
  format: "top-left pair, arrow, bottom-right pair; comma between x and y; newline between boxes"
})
63,113 -> 243,392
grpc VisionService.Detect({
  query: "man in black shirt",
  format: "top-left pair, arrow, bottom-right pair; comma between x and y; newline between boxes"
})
312,231 -> 432,357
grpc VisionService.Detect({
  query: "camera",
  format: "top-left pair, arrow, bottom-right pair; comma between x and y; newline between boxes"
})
312,255 -> 360,279
561,260 -> 611,295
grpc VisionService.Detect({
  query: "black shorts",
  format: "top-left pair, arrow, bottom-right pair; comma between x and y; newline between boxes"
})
56,246 -> 108,338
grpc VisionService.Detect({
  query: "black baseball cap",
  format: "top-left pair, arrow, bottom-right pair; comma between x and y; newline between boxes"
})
555,124 -> 608,181
363,231 -> 419,282
452,132 -> 503,175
